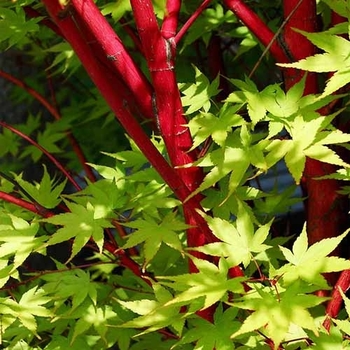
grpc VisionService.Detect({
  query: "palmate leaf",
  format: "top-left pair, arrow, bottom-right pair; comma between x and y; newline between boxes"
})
276,115 -> 350,184
179,65 -> 220,114
160,257 -> 246,310
40,269 -> 98,312
0,287 -> 51,335
227,78 -> 267,126
277,30 -> 350,96
0,214 -> 45,270
231,281 -> 327,349
43,201 -> 113,261
193,205 -> 271,268
277,226 -> 350,288
173,305 -> 240,350
188,129 -> 268,200
13,165 -> 67,209
72,304 -> 120,344
118,284 -> 185,336
187,104 -> 245,149
122,211 -> 187,266
0,7 -> 40,48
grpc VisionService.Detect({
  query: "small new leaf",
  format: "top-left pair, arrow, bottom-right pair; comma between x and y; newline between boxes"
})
119,283 -> 184,336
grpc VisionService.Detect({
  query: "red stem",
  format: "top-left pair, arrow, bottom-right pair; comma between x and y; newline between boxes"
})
0,191 -> 54,218
41,0 -> 213,242
223,0 -> 288,63
130,1 -> 215,253
162,0 -> 181,38
68,0 -> 155,123
0,69 -> 96,182
282,0 -> 318,93
0,121 -> 81,191
175,0 -> 213,44
323,269 -> 350,331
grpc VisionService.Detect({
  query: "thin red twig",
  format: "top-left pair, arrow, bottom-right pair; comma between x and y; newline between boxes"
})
0,191 -> 54,218
223,0 -> 289,63
175,0 -> 212,44
0,69 -> 96,182
0,121 -> 81,190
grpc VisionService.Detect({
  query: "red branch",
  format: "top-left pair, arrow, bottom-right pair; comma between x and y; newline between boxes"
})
0,191 -> 54,218
323,269 -> 350,331
162,0 -> 181,38
0,69 -> 96,182
223,0 -> 288,63
41,0 -> 213,244
129,1 -> 215,255
175,0 -> 212,44
0,121 -> 81,190
67,0 -> 155,123
282,0 -> 348,255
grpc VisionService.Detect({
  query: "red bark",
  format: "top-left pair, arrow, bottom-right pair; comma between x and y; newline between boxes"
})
323,269 -> 350,331
223,0 -> 289,63
129,1 -> 215,261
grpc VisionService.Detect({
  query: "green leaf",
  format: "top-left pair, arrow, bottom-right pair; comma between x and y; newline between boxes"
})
0,215 -> 44,270
278,227 -> 350,287
72,304 -> 120,344
12,165 -> 66,209
187,105 -> 245,148
160,257 -> 245,310
227,78 -> 267,126
119,283 -> 184,336
194,206 -> 271,268
122,212 -> 187,266
179,66 -> 220,114
43,201 -> 112,261
277,31 -> 350,96
1,287 -> 51,335
40,269 -> 98,312
173,305 -> 240,350
0,7 -> 40,48
231,281 -> 326,349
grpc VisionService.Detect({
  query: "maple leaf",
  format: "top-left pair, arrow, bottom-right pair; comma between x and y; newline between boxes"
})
194,204 -> 271,268
1,287 -> 51,335
277,226 -> 350,288
231,281 -> 327,349
160,257 -> 246,310
122,211 -> 187,267
72,304 -> 120,344
179,65 -> 220,114
0,7 -> 40,48
118,283 -> 185,336
188,127 -> 268,200
43,201 -> 113,261
13,165 -> 67,209
277,30 -> 350,97
0,215 -> 45,270
40,269 -> 98,312
187,104 -> 245,149
173,305 -> 240,350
